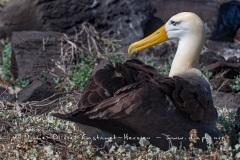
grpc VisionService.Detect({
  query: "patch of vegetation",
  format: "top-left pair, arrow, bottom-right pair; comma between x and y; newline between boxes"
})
13,77 -> 32,89
0,0 -> 8,5
0,40 -> 12,82
231,73 -> 240,91
108,54 -> 126,63
69,57 -> 94,91
1,100 -> 240,159
144,57 -> 157,68
52,77 -> 62,87
159,58 -> 173,75
217,110 -> 239,146
38,70 -> 48,83
103,37 -> 122,53
215,108 -> 240,159
0,99 -> 89,159
200,64 -> 213,79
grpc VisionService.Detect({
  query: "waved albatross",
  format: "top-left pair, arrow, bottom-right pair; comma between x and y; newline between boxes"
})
52,12 -> 218,150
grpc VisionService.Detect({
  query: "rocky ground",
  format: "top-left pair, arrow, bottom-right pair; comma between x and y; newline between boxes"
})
0,0 -> 240,159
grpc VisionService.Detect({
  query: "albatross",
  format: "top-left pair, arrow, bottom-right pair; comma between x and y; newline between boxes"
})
52,12 -> 218,150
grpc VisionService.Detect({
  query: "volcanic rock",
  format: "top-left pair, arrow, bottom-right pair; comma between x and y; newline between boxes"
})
11,31 -> 64,82
0,0 -> 155,45
17,80 -> 58,102
213,91 -> 240,111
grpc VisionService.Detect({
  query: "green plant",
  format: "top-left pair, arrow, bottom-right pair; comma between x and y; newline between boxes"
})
0,41 -> 12,82
159,58 -> 173,75
14,77 -> 31,88
70,57 -> 94,91
0,0 -> 8,5
200,64 -> 213,79
108,55 -> 126,63
38,70 -> 48,83
217,108 -> 240,153
144,57 -> 157,68
52,77 -> 62,87
0,42 -> 11,67
231,74 -> 240,91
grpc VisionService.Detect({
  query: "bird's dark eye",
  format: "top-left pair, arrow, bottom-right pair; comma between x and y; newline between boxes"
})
170,20 -> 180,26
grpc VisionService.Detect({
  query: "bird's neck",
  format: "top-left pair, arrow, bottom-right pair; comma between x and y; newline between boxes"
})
169,34 -> 205,77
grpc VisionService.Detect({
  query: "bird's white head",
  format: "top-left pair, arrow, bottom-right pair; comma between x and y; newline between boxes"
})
165,12 -> 204,41
128,12 -> 205,76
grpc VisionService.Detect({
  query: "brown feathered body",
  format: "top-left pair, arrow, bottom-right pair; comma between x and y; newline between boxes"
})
53,59 -> 218,150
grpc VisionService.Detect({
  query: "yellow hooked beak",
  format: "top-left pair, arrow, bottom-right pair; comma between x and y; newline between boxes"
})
128,25 -> 169,56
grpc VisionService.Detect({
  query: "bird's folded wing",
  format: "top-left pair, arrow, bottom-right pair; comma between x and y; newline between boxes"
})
78,59 -> 159,110
172,76 -> 218,123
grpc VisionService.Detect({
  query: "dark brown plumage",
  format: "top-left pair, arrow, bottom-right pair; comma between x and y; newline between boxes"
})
52,59 -> 218,150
